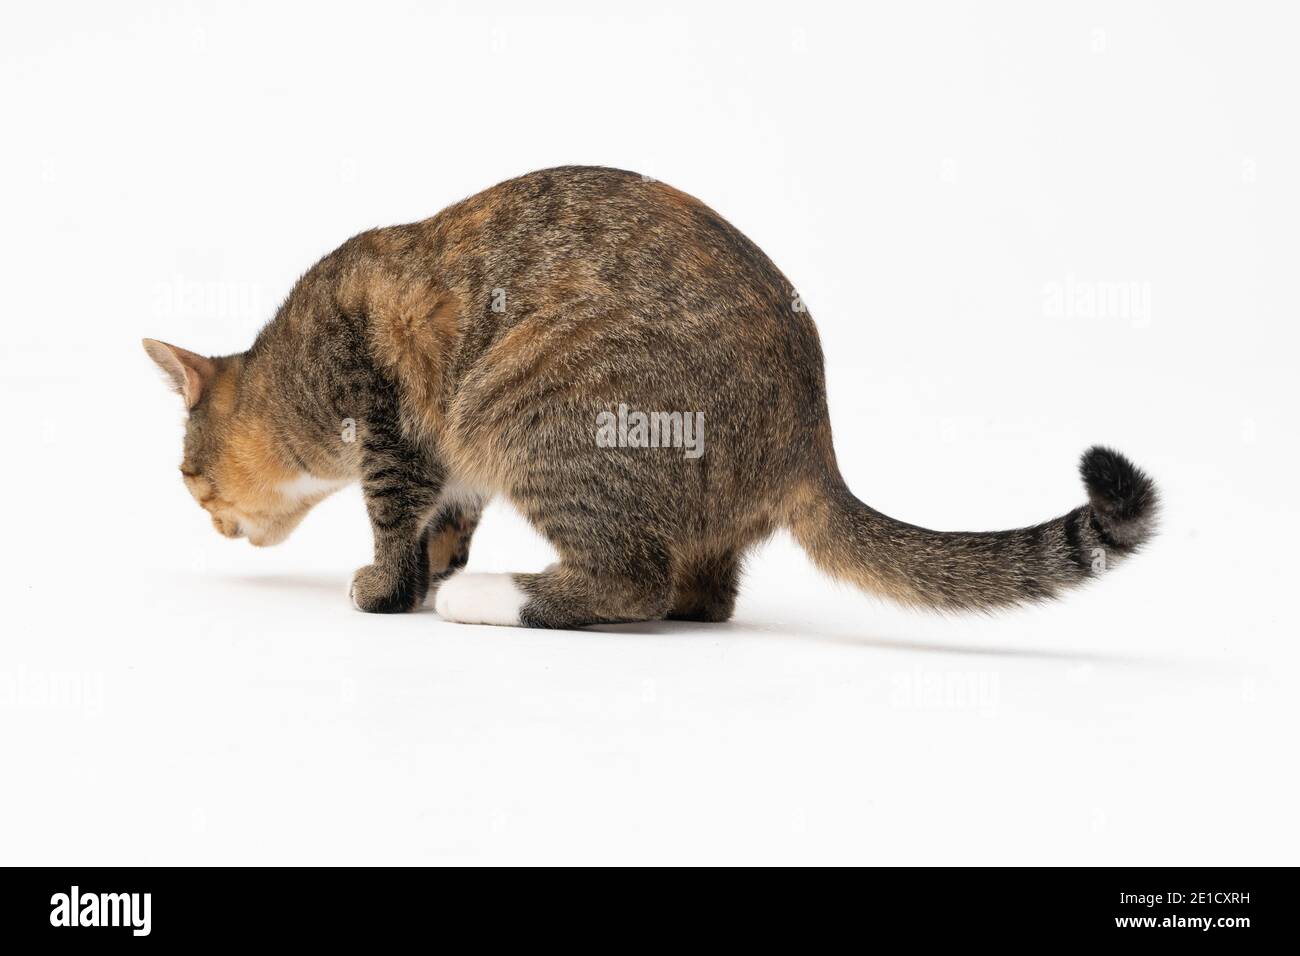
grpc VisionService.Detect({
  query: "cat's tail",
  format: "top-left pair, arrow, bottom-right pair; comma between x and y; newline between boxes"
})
786,446 -> 1158,611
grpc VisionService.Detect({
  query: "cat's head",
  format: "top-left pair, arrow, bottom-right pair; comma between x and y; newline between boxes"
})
143,338 -> 323,547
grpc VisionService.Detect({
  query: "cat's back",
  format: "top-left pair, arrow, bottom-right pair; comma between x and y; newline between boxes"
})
426,166 -> 798,324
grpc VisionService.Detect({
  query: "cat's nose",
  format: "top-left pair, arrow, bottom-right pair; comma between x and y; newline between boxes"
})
212,515 -> 243,538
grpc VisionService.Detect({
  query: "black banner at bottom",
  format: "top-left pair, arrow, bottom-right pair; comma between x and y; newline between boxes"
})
0,867 -> 1286,945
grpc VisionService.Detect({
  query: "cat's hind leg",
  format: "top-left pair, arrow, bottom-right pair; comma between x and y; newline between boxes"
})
668,548 -> 742,623
435,508 -> 674,628
435,561 -> 673,629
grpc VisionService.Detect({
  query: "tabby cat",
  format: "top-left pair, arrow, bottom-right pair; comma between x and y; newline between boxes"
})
144,166 -> 1157,628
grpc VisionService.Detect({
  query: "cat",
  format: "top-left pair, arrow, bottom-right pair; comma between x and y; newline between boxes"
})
144,166 -> 1157,628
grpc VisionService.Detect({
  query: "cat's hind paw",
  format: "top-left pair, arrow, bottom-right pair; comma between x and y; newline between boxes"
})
434,572 -> 526,626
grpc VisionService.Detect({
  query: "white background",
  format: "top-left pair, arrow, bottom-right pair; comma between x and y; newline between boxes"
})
2,1 -> 1296,864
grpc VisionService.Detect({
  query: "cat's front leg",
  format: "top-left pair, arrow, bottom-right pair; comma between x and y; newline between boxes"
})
422,501 -> 483,604
349,427 -> 445,614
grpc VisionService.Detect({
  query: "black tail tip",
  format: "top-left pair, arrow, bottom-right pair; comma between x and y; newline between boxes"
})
1079,445 -> 1158,528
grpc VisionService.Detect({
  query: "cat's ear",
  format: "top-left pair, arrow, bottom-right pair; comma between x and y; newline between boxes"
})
142,338 -> 216,409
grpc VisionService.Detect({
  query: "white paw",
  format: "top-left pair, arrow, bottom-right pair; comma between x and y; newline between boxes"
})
435,572 -> 526,626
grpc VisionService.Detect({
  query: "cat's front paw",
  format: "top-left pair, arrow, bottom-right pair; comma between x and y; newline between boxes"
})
349,564 -> 422,614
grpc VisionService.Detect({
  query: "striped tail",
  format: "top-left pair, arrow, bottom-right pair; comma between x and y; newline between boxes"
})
788,446 -> 1158,611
